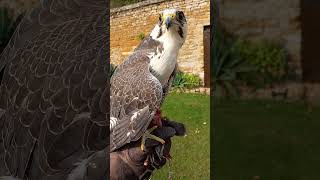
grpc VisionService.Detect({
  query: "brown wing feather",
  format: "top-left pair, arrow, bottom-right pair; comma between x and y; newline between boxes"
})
110,50 -> 162,152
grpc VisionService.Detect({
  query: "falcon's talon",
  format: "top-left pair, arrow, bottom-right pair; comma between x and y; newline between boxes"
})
140,126 -> 165,151
149,126 -> 158,132
149,134 -> 166,144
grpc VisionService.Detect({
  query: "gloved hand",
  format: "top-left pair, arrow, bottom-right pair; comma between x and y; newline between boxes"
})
110,119 -> 185,180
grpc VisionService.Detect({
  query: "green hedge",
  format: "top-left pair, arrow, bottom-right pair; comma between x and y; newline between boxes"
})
172,71 -> 202,89
231,38 -> 287,88
212,26 -> 288,97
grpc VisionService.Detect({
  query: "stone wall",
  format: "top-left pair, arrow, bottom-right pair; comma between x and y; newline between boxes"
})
218,0 -> 301,78
110,0 -> 211,81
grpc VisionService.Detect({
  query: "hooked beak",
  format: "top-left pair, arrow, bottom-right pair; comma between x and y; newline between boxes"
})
165,16 -> 172,30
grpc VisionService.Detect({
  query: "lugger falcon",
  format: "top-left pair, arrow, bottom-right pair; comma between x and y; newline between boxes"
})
110,9 -> 187,152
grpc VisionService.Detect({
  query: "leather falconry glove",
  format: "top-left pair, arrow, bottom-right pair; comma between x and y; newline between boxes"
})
110,118 -> 185,180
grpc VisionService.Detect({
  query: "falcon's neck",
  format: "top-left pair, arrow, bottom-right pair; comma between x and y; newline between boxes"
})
149,27 -> 182,86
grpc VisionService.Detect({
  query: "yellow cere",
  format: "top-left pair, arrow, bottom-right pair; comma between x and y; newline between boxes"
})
163,13 -> 176,20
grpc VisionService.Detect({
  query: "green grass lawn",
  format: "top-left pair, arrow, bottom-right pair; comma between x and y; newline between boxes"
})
213,98 -> 320,180
150,94 -> 320,179
152,92 -> 210,180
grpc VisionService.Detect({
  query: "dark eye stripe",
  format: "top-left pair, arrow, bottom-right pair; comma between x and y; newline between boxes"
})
177,11 -> 185,20
157,27 -> 163,38
176,11 -> 186,25
178,26 -> 184,38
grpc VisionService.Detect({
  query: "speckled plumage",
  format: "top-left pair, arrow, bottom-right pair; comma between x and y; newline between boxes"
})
0,0 -> 108,179
110,37 -> 165,152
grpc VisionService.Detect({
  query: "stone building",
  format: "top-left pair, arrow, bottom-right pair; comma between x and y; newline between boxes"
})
219,0 -> 301,79
110,0 -> 211,86
218,0 -> 320,100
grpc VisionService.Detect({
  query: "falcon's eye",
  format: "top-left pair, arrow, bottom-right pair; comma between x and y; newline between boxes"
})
177,11 -> 185,20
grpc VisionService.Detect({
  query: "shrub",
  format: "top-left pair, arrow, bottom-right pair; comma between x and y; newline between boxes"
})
231,38 -> 287,87
136,32 -> 145,41
172,71 -> 202,90
212,28 -> 256,97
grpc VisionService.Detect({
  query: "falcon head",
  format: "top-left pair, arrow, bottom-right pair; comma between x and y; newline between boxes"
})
151,9 -> 187,47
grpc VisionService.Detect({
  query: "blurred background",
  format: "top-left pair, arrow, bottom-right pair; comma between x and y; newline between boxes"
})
213,0 -> 320,179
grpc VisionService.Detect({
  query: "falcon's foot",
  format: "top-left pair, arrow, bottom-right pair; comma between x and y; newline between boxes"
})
153,109 -> 163,127
141,126 -> 165,151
